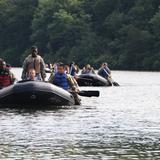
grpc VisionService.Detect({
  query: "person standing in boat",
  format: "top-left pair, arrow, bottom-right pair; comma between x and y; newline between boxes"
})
98,62 -> 111,79
0,58 -> 16,89
21,46 -> 46,81
49,62 -> 81,105
81,64 -> 95,74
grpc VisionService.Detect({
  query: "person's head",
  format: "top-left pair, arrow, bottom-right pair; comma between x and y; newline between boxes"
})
0,59 -> 6,69
57,62 -> 65,74
86,64 -> 91,69
70,61 -> 75,66
31,46 -> 38,57
28,69 -> 36,79
102,62 -> 108,67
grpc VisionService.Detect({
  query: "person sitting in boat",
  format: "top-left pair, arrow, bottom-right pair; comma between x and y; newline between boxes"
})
69,61 -> 79,77
98,62 -> 119,86
98,62 -> 111,79
81,64 -> 95,74
0,58 -> 16,89
49,62 -> 81,105
27,69 -> 40,81
21,46 -> 46,81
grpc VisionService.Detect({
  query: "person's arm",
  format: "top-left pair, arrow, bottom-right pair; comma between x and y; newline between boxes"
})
107,67 -> 111,75
48,72 -> 54,84
75,65 -> 79,74
67,75 -> 79,92
40,57 -> 46,81
105,67 -> 111,77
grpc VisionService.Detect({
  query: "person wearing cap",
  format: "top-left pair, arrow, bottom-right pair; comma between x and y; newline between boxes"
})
21,46 -> 46,81
49,62 -> 81,105
0,58 -> 16,89
98,62 -> 111,79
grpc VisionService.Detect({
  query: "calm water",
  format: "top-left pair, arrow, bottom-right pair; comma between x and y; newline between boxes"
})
0,68 -> 160,159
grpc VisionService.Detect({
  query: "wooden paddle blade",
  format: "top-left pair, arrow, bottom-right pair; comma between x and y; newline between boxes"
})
78,90 -> 100,97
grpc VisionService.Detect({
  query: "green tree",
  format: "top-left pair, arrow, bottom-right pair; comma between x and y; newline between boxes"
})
0,0 -> 38,65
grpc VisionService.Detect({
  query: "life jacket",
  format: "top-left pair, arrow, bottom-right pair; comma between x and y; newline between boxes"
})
0,69 -> 12,88
53,73 -> 70,90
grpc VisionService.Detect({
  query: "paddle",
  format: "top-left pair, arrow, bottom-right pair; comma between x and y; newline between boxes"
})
103,69 -> 120,86
108,77 -> 120,86
77,90 -> 100,97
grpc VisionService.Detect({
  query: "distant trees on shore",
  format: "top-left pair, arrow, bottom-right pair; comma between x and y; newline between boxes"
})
0,0 -> 160,70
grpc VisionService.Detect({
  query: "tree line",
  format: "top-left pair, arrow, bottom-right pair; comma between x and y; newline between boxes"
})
0,0 -> 160,70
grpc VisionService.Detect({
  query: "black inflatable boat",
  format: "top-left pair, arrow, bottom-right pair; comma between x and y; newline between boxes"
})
76,74 -> 112,86
0,81 -> 75,107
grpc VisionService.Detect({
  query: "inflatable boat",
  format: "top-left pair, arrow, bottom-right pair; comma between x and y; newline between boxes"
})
76,74 -> 112,86
0,81 -> 75,107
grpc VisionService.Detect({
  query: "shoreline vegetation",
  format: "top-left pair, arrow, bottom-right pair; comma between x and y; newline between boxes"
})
11,67 -> 160,73
1,0 -> 160,71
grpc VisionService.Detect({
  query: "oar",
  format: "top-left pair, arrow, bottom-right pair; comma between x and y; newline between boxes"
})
78,90 -> 100,97
108,77 -> 120,86
103,69 -> 120,86
112,80 -> 120,86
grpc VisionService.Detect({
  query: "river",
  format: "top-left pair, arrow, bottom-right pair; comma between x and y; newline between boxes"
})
0,68 -> 160,159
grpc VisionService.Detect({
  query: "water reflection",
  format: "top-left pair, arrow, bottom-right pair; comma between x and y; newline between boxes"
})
0,70 -> 160,159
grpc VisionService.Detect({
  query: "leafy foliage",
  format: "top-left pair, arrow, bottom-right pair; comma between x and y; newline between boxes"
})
0,0 -> 160,70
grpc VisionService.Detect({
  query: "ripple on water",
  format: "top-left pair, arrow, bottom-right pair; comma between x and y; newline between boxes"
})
0,70 -> 160,159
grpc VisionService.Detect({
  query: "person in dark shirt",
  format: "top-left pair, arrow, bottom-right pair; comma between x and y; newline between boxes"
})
98,62 -> 111,79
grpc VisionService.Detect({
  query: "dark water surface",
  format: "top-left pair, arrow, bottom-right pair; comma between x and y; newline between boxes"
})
0,69 -> 160,159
